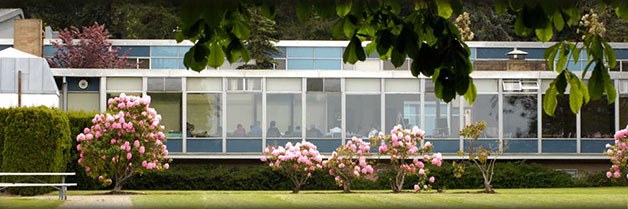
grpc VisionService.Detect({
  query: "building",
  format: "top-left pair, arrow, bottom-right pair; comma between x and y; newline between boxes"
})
2,38 -> 627,173
0,9 -> 24,39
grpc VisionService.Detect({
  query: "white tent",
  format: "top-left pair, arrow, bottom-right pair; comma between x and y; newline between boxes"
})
0,47 -> 59,107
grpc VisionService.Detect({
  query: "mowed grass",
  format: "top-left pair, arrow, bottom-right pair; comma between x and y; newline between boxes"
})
131,187 -> 628,209
1,187 -> 628,209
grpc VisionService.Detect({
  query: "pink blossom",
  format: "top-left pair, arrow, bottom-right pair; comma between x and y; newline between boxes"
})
110,139 -> 116,144
414,184 -> 420,191
614,171 -> 621,178
339,163 -> 345,168
76,134 -> 85,142
134,140 -> 140,148
76,144 -> 81,151
164,163 -> 170,170
126,153 -> 132,160
85,134 -> 93,140
142,160 -> 148,167
83,128 -> 90,134
429,176 -> 435,183
85,166 -> 90,172
418,168 -> 425,175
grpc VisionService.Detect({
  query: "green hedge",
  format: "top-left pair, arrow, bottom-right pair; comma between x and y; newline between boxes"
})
0,108 -> 8,170
0,107 -> 71,196
119,161 -> 576,191
65,111 -> 103,190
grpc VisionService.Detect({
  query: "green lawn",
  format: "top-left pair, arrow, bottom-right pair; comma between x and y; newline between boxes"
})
1,188 -> 628,209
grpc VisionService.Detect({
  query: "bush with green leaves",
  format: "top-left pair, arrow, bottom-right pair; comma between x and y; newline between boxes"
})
0,107 -> 71,196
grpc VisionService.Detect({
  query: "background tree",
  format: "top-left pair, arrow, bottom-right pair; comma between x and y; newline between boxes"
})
109,2 -> 180,39
77,94 -> 171,193
237,6 -> 282,69
47,22 -> 132,68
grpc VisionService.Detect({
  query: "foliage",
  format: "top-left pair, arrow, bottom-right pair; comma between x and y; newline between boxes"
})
455,121 -> 500,193
47,22 -> 132,68
77,94 -> 170,192
261,142 -> 324,193
370,125 -> 442,193
0,108 -> 7,170
604,126 -> 628,180
237,6 -> 282,69
0,107 -> 71,196
323,137 -> 374,192
65,111 -> 104,190
110,2 -> 180,39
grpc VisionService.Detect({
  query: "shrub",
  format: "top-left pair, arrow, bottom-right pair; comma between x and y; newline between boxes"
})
370,125 -> 442,192
605,127 -> 628,179
1,107 -> 71,196
65,111 -> 103,190
261,142 -> 324,193
324,137 -> 374,192
77,94 -> 170,192
0,108 -> 8,170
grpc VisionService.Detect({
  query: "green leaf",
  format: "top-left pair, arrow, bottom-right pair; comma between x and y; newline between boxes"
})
208,42 -> 225,68
436,0 -> 453,18
342,36 -> 365,64
534,22 -> 553,42
617,3 -> 628,19
514,12 -> 533,36
604,69 -> 617,104
543,83 -> 558,116
552,11 -> 565,31
567,73 -> 585,113
464,80 -> 477,105
331,19 -> 345,39
336,0 -> 352,17
588,64 -> 605,101
342,17 -> 356,38
390,49 -> 406,68
231,21 -> 250,40
365,41 -> 377,56
556,44 -> 569,72
603,41 -> 617,68
571,46 -> 582,64
175,32 -> 184,43
544,43 -> 559,72
589,36 -> 603,60
522,4 -> 549,29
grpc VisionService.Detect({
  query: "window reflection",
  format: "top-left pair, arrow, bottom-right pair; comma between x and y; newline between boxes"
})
542,95 -> 576,138
306,93 -> 341,138
267,94 -> 302,138
347,95 -> 380,138
464,95 -> 499,138
226,93 -> 262,138
425,95 -> 460,138
620,96 -> 628,129
147,93 -> 182,138
187,94 -> 221,138
385,94 -> 420,132
503,95 -> 537,138
581,97 -> 614,138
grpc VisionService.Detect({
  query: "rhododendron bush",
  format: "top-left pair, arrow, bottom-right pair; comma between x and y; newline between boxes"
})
323,137 -> 374,193
77,94 -> 170,192
370,125 -> 442,193
261,142 -> 323,193
605,127 -> 628,180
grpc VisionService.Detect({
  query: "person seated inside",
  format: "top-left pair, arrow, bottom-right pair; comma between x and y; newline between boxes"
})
284,125 -> 294,137
186,122 -> 195,137
307,125 -> 322,137
248,121 -> 262,137
267,121 -> 281,137
233,124 -> 246,137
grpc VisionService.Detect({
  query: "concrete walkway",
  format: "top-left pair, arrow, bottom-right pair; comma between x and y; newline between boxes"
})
57,195 -> 133,209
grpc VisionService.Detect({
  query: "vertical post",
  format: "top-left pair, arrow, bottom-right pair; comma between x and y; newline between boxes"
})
60,176 -> 66,200
18,70 -> 22,107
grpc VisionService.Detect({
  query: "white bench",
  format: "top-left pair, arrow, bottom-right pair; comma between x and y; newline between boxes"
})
0,172 -> 76,200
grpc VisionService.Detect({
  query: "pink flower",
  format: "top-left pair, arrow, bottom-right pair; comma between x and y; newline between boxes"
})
76,134 -> 85,142
134,140 -> 140,148
142,160 -> 148,167
339,163 -> 345,168
429,176 -> 436,183
378,143 -> 387,153
126,153 -> 133,160
164,163 -> 170,170
85,166 -> 90,172
607,171 -> 614,178
414,184 -> 420,191
76,144 -> 81,151
83,128 -> 90,134
139,146 -> 145,154
110,139 -> 117,144
78,158 -> 83,164
418,168 -> 425,175
260,156 -> 268,162
85,134 -> 93,140
614,171 -> 621,178
98,176 -> 104,181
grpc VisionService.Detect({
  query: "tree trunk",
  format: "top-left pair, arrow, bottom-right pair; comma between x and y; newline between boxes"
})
393,171 -> 405,193
112,182 -> 123,193
292,186 -> 300,194
342,181 -> 351,193
482,174 -> 494,193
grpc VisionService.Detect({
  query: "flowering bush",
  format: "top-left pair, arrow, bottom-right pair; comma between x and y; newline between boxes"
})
371,125 -> 442,193
323,137 -> 374,192
77,93 -> 170,192
605,127 -> 628,180
456,121 -> 499,193
261,142 -> 323,193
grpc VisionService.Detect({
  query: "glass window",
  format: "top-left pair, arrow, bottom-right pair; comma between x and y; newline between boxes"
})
306,78 -> 323,92
475,80 -> 498,93
425,95 -> 460,139
464,95 -> 499,138
148,77 -> 181,92
347,95 -> 381,138
383,60 -> 409,71
187,78 -> 222,92
148,93 -> 182,138
385,79 -> 420,93
581,97 -> 614,138
118,46 -> 150,57
344,59 -> 381,71
267,78 -> 302,92
227,78 -> 245,91
476,48 -> 511,59
324,79 -> 341,92
306,93 -> 341,139
187,93 -> 221,138
503,95 -> 538,138
287,47 -> 314,58
67,93 -> 99,112
151,58 -> 180,69
542,95 -> 576,138
307,78 -> 340,92
226,93 -> 262,137
246,78 -> 262,91
621,95 -> 628,129
314,60 -> 341,70
107,78 -> 142,92
315,48 -> 342,58
517,48 -> 545,59
152,46 -> 179,57
288,59 -> 315,69
386,94 -> 420,132
267,94 -> 302,138
346,79 -> 380,93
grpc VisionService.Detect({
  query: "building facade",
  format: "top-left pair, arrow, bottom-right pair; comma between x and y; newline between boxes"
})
3,39 -> 628,169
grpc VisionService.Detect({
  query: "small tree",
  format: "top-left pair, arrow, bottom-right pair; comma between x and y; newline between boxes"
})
455,121 -> 499,193
261,142 -> 323,193
77,94 -> 170,193
324,137 -> 374,193
605,127 -> 628,179
48,22 -> 132,68
371,125 -> 442,193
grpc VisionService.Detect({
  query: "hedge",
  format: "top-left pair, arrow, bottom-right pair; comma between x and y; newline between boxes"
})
119,161 -> 578,191
0,107 -> 71,196
65,111 -> 103,190
0,108 -> 8,170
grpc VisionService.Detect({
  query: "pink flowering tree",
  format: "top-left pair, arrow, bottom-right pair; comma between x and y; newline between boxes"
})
605,127 -> 628,180
261,142 -> 323,193
76,93 -> 170,193
323,137 -> 374,193
370,125 -> 443,193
